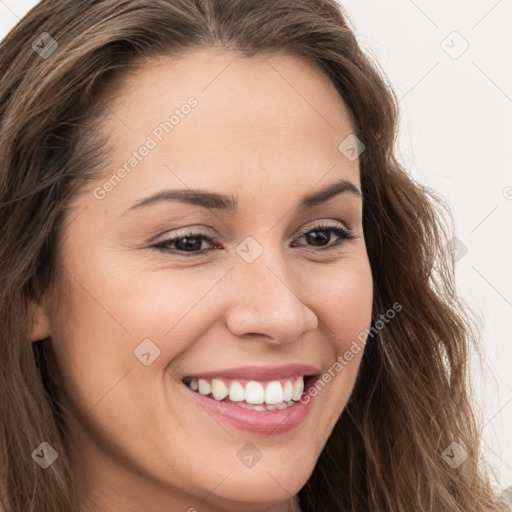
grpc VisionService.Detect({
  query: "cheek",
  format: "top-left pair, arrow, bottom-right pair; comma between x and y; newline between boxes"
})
304,256 -> 373,354
94,250 -> 375,367
299,257 -> 373,422
47,276 -> 137,419
49,248 -> 372,422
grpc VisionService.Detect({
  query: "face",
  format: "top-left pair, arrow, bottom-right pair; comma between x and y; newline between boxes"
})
31,49 -> 373,512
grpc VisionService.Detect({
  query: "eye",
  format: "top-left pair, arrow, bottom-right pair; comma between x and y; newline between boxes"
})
152,229 -> 219,257
152,222 -> 353,257
290,222 -> 353,250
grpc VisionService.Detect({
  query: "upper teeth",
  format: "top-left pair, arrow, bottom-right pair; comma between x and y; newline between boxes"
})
186,376 -> 306,405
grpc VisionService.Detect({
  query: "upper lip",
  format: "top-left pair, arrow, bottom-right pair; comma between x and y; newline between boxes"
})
181,364 -> 320,382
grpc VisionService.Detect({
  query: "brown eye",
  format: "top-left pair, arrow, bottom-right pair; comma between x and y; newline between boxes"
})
291,223 -> 353,250
152,222 -> 353,258
153,231 -> 219,257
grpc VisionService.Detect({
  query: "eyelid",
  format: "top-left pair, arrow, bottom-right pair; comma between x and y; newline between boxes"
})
153,224 -> 217,244
293,219 -> 349,238
151,219 -> 353,258
154,219 -> 349,245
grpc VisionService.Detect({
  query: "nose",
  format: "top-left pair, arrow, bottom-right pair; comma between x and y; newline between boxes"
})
223,247 -> 319,345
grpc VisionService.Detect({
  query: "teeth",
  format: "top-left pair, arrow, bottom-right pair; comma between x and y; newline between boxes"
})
265,381 -> 283,404
198,379 -> 211,396
292,377 -> 304,401
245,381 -> 264,404
283,380 -> 293,401
234,400 -> 296,411
228,381 -> 245,402
187,375 -> 307,405
211,379 -> 229,401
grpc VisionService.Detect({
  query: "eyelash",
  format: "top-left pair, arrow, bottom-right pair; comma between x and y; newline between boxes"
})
152,222 -> 354,257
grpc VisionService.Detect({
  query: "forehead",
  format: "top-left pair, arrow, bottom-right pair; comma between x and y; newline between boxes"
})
107,49 -> 351,117
83,48 -> 360,214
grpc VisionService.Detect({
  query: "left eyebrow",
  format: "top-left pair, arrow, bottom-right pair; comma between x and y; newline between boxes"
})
124,178 -> 362,214
298,179 -> 362,209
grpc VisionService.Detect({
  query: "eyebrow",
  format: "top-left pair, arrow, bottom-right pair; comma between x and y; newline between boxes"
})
125,178 -> 362,214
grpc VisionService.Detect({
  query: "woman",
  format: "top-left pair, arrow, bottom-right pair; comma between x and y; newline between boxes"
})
0,0 -> 506,511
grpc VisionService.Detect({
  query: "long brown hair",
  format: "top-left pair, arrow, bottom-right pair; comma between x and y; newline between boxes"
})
0,0 -> 506,510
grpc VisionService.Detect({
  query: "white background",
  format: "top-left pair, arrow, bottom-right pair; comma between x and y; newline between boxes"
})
1,0 -> 511,495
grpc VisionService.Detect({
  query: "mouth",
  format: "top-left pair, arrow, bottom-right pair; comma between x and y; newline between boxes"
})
181,374 -> 318,411
178,371 -> 320,434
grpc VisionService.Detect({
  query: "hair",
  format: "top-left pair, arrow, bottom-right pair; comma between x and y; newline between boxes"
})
0,0 -> 506,510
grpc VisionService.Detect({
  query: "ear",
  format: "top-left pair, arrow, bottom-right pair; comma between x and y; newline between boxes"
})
28,300 -> 51,342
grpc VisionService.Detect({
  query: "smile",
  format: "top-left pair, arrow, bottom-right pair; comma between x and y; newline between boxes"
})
179,371 -> 320,435
183,375 -> 307,410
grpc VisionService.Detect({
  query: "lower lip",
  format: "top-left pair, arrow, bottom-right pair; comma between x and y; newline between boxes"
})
180,377 -> 317,435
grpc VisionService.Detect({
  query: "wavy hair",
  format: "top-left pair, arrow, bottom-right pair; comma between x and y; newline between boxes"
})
0,0 -> 506,510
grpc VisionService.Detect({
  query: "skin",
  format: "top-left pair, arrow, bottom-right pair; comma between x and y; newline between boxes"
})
30,48 -> 373,512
